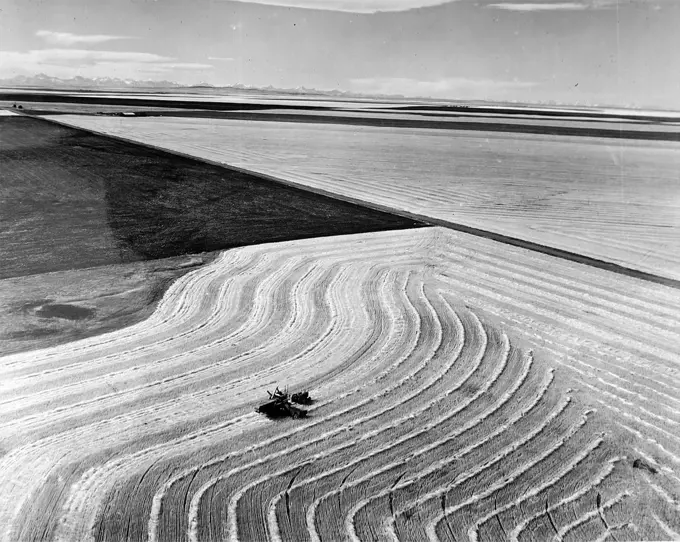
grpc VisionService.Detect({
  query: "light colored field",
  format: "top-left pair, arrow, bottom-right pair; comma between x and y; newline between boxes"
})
1,227 -> 678,541
49,114 -> 680,282
0,110 -> 19,116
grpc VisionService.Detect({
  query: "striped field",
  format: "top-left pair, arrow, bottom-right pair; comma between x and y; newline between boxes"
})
48,115 -> 680,282
1,227 -> 678,541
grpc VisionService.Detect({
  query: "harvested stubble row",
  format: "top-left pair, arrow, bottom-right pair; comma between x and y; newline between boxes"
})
0,228 -> 678,541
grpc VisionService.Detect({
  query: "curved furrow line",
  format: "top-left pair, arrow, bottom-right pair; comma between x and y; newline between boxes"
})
37,255 -> 400,542
306,268 -> 411,396
0,249 -> 269,390
57,251 -> 414,542
507,457 -> 622,542
1,257 -> 324,470
263,309 -> 498,542
465,451 -> 624,542
71,410 -> 268,542
322,332 -> 517,541
434,262 -> 680,377
437,275 -> 680,404
578,379 -> 680,431
436,268 -> 680,380
0,247 -> 256,373
0,253 -> 305,421
144,266 -> 421,542
202,284 -> 462,542
594,400 -> 680,462
159,266 -> 424,542
48,260 -> 351,542
300,315 -> 499,542
305,227 -> 435,404
5,244 -> 389,439
438,267 -> 680,374
152,245 -> 383,373
4,249 -> 394,540
433,236 -> 680,327
197,281 -> 451,542
618,423 -> 680,470
383,395 -> 579,540
552,491 -> 630,542
346,358 -> 552,542
425,432 -> 603,542
0,249 -> 232,540
2,229 -> 422,382
47,415 -> 268,542
434,227 -> 680,313
483,306 -> 680,406
492,314 -> 680,415
436,245 -> 680,340
4,235 -> 366,395
3,221 -> 676,542
440,286 -> 680,403
1,252 -> 229,370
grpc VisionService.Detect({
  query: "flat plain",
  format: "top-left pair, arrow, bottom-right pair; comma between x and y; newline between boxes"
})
50,113 -> 680,281
1,99 -> 679,542
0,115 -> 420,280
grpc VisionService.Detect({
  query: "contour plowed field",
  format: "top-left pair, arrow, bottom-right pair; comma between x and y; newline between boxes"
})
49,115 -> 680,281
1,228 -> 678,541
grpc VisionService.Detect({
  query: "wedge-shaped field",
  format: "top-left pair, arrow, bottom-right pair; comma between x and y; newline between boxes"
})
49,115 -> 680,281
1,228 -> 678,541
0,115 -> 420,280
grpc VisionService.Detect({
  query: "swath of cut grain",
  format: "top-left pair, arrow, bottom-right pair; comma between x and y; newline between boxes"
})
1,227 -> 679,542
349,350 -> 554,541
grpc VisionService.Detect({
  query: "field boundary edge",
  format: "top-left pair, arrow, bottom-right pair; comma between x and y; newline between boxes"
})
31,112 -> 680,290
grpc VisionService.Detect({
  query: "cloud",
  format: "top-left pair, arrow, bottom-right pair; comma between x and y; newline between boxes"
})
349,76 -> 536,99
208,56 -> 235,61
0,49 -> 213,81
226,0 -> 667,13
4,49 -> 174,65
485,0 -> 665,10
486,2 -> 588,10
227,0 -> 453,13
36,30 -> 132,46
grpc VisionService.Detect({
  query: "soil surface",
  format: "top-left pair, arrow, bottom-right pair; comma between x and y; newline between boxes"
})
0,252 -> 214,355
0,115 -> 423,281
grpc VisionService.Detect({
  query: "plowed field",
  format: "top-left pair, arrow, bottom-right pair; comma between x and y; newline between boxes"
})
48,115 -> 680,282
1,228 -> 678,541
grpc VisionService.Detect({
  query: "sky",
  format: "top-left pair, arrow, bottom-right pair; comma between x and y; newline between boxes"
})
1,0 -> 679,108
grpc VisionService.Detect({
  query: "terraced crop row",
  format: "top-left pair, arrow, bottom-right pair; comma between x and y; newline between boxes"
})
1,228 -> 678,541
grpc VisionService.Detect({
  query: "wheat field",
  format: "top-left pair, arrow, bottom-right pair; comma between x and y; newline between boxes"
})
1,227 -> 678,541
48,115 -> 680,282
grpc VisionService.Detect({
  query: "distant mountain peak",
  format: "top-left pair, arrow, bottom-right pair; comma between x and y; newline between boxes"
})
0,72 -> 414,101
0,74 -> 182,89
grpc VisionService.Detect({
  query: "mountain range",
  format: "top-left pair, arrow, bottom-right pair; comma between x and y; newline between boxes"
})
0,74 -> 183,89
0,73 -> 401,99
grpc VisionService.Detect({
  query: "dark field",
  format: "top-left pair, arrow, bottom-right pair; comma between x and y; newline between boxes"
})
0,116 -> 423,280
0,253 -> 212,354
